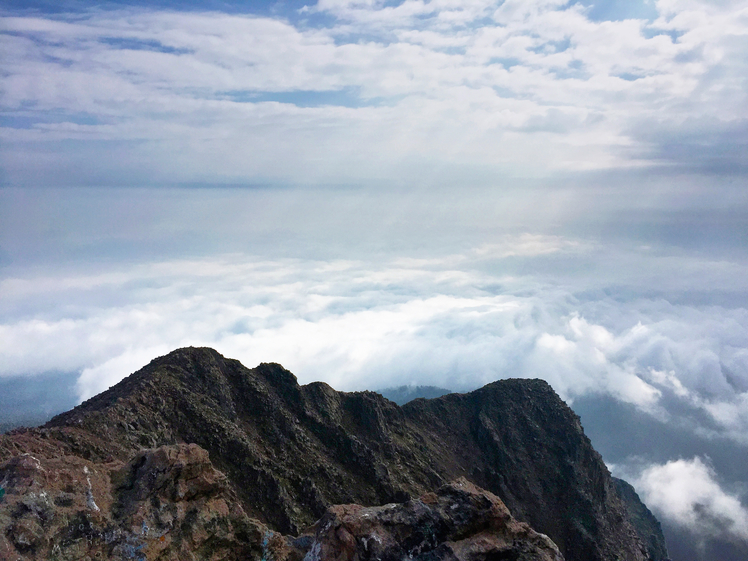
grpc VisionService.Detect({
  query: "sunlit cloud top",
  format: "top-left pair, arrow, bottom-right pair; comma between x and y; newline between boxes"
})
2,0 -> 747,186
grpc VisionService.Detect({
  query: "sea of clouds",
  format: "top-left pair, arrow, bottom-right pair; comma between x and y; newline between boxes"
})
2,233 -> 746,433
2,193 -> 747,556
2,0 -> 748,558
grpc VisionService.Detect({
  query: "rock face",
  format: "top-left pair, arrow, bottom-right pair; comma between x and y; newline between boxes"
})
0,445 -> 559,561
302,478 -> 563,561
613,477 -> 670,561
0,442 -> 287,561
0,347 -> 668,561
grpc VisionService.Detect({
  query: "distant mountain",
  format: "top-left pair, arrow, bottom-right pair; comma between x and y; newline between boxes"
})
0,347 -> 667,561
0,371 -> 78,433
377,384 -> 452,404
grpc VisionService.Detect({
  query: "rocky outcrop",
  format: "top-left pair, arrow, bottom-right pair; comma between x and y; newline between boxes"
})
0,347 -> 666,561
0,438 -> 561,561
301,478 -> 563,561
108,443 -> 283,561
0,442 -> 287,561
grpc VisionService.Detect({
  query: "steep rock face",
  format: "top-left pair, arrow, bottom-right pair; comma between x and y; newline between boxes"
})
36,347 -> 662,561
401,382 -> 648,561
613,477 -> 669,561
302,477 -> 563,561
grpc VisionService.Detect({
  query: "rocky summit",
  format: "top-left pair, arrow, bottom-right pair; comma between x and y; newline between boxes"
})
0,347 -> 668,561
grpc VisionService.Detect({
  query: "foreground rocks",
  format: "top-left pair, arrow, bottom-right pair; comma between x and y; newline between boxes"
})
302,478 -> 563,561
0,443 -> 286,561
1,444 -> 562,561
1,347 -> 667,560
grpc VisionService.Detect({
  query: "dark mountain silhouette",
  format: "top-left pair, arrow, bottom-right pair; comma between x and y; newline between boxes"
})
0,347 -> 668,561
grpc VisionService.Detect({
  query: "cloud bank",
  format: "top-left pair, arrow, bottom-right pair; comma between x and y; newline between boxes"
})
2,233 -> 747,453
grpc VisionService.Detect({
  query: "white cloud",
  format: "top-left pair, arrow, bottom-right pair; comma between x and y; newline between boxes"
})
1,234 -> 747,448
77,345 -> 173,399
529,316 -> 663,409
1,0 -> 746,185
633,457 -> 748,543
472,234 -> 585,258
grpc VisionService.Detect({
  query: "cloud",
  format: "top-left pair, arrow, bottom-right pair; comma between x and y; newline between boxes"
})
633,457 -> 748,545
1,0 -> 747,185
472,234 -> 586,258
1,227 -> 747,451
529,317 -> 663,409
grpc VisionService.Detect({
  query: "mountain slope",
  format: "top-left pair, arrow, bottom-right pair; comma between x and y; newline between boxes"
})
38,347 -> 664,561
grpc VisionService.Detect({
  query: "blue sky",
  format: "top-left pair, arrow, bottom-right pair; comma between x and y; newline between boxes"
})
1,1 -> 748,559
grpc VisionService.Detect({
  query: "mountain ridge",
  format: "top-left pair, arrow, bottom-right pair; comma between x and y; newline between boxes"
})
2,347 -> 668,561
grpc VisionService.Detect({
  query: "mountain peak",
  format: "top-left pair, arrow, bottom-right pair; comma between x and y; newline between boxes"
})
5,348 -> 666,561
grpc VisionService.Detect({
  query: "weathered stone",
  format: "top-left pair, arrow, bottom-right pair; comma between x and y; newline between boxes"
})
109,443 -> 280,561
0,442 -> 290,561
7,518 -> 46,553
300,478 -> 564,561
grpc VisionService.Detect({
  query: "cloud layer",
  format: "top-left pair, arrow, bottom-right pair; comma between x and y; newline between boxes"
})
2,0 -> 747,185
2,229 -> 747,452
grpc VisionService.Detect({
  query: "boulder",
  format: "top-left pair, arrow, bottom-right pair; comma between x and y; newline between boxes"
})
300,478 -> 563,561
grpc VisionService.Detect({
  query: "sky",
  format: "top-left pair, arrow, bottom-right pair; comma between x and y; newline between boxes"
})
1,1 -> 748,559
